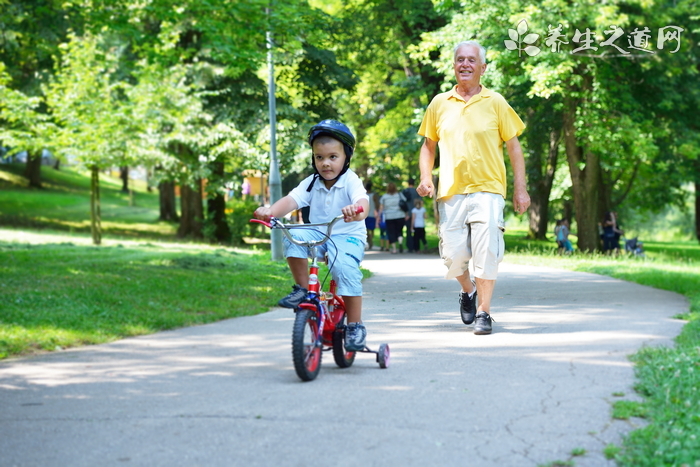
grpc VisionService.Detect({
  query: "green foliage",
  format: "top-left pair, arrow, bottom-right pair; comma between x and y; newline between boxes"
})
44,33 -> 130,169
604,444 -> 622,460
0,62 -> 56,154
613,335 -> 700,465
226,198 -> 261,246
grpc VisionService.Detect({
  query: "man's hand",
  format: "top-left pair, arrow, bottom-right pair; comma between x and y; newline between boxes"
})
417,137 -> 436,198
512,188 -> 530,215
416,179 -> 434,198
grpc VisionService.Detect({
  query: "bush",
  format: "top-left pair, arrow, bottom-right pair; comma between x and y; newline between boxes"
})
226,198 -> 260,245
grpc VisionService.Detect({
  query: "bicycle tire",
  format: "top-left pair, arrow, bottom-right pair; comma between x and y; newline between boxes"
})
332,327 -> 356,368
292,308 -> 322,381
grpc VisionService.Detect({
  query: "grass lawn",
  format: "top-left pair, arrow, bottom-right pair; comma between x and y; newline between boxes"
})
0,163 -> 176,239
0,237 -> 293,358
2,164 -> 699,465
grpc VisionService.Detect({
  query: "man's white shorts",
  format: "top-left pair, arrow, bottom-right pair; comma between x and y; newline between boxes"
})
437,192 -> 505,281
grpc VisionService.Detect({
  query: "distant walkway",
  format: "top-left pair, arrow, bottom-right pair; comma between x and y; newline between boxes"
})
0,252 -> 687,466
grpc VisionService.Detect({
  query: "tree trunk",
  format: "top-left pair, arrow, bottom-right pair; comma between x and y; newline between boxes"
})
24,151 -> 43,188
563,101 -> 601,252
207,160 -> 231,243
158,180 -> 179,221
90,165 -> 102,245
120,166 -> 129,193
527,128 -> 561,240
177,178 -> 204,239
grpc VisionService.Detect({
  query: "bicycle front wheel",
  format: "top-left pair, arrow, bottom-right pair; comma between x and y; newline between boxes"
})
292,308 -> 322,381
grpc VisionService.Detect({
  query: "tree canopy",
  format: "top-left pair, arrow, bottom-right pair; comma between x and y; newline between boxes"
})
0,0 -> 697,245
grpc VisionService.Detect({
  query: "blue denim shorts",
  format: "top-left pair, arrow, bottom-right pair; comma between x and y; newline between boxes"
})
283,228 -> 365,297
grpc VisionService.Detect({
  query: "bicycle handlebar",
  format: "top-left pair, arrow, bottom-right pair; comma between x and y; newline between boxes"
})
250,206 -> 364,248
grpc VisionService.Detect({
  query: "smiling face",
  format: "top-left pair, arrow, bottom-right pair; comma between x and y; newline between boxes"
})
312,137 -> 346,188
453,44 -> 486,88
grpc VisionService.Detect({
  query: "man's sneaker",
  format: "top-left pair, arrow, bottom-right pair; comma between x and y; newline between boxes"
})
345,322 -> 367,351
474,311 -> 493,335
278,284 -> 308,308
459,283 -> 477,325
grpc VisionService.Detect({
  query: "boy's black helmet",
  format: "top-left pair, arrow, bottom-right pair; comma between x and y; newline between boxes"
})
306,119 -> 356,191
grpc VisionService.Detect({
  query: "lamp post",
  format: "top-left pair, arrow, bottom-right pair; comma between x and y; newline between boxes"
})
267,28 -> 283,261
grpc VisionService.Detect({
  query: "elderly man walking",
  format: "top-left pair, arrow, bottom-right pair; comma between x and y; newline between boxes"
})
416,40 -> 530,335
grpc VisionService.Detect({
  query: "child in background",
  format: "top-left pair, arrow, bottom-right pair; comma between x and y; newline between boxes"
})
554,219 -> 574,254
379,211 -> 388,251
253,119 -> 370,351
411,198 -> 427,253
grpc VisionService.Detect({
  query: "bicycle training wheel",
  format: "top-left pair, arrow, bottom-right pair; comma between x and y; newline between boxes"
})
292,308 -> 322,381
332,324 -> 356,368
377,343 -> 390,369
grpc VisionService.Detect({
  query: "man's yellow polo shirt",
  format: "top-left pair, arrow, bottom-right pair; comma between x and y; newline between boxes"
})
418,85 -> 525,200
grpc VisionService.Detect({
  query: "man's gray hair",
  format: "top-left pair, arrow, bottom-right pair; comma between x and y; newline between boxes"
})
453,40 -> 486,63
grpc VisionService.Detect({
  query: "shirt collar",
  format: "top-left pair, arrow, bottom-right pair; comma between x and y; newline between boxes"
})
313,171 -> 348,191
448,84 -> 492,104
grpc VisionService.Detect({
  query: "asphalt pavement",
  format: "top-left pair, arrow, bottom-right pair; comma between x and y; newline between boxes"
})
0,249 -> 688,467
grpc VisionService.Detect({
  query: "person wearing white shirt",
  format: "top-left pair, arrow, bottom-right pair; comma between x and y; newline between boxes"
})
254,119 -> 370,351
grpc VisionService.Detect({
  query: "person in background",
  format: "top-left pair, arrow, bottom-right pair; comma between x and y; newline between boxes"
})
411,198 -> 428,253
554,219 -> 574,254
602,211 -> 624,255
364,181 -> 380,250
402,178 -> 419,252
379,210 -> 388,251
379,182 -> 406,254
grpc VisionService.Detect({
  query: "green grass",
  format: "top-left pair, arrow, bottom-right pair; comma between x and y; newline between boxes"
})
0,240 -> 292,358
0,163 -> 177,239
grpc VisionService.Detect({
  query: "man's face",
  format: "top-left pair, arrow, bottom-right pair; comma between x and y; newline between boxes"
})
453,45 -> 486,87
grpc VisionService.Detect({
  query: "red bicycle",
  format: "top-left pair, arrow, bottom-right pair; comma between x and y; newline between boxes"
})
251,208 -> 390,381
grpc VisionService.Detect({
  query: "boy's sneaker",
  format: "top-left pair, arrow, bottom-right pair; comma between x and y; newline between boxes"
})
459,283 -> 477,325
278,284 -> 308,308
345,322 -> 367,351
474,311 -> 493,335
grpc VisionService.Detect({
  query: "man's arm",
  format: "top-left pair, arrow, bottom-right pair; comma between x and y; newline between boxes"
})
505,136 -> 530,215
416,137 -> 437,198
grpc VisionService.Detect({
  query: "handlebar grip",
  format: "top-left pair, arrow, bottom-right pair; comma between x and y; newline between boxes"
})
249,219 -> 272,228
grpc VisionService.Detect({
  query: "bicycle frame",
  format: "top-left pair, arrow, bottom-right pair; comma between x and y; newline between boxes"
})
250,205 -> 389,380
250,213 -> 352,348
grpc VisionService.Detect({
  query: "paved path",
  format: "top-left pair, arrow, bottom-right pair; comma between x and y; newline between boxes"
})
0,251 -> 687,466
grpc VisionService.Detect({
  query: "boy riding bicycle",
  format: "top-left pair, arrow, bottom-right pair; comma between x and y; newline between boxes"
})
254,119 -> 370,351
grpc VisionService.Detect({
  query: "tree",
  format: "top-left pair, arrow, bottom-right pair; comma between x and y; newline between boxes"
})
45,33 -> 134,245
0,62 -> 56,188
0,0 -> 85,186
330,0 -> 452,185
416,0 -> 699,250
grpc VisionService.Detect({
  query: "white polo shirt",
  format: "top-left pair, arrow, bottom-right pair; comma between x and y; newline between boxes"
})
289,169 -> 369,238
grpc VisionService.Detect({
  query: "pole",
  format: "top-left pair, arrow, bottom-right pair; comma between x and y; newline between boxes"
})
267,26 -> 283,261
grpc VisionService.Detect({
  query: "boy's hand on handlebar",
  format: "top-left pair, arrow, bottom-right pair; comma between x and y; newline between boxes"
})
342,204 -> 364,222
254,206 -> 273,222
